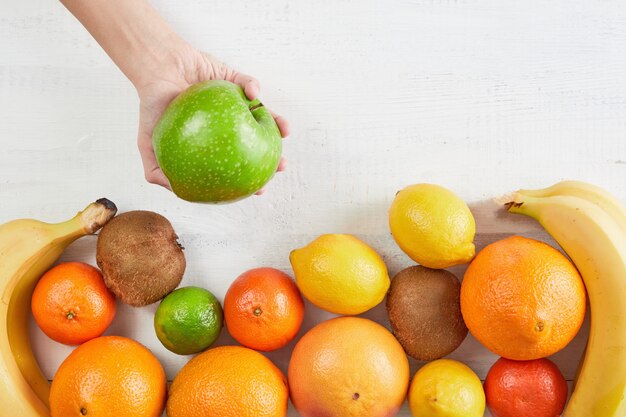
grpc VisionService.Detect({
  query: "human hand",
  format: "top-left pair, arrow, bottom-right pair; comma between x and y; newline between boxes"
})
135,41 -> 289,192
60,0 -> 287,195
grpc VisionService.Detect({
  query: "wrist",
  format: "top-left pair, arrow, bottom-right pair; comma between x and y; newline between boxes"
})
60,0 -> 192,92
128,32 -> 191,91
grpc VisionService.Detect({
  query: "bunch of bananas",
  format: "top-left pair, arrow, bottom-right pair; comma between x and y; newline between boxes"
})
0,199 -> 116,417
507,181 -> 626,417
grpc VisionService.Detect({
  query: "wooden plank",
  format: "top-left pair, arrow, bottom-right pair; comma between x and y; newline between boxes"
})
1,0 -> 625,415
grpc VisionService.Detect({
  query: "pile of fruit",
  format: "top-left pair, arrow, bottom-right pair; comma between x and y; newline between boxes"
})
1,179 -> 626,417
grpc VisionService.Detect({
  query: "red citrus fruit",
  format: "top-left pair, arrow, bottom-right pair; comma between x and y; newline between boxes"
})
484,357 -> 568,417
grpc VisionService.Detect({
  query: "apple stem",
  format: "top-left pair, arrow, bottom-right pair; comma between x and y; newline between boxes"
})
249,102 -> 264,112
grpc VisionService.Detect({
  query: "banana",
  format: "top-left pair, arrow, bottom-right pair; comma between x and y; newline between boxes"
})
515,180 -> 626,393
515,180 -> 626,233
0,199 -> 117,417
506,182 -> 626,417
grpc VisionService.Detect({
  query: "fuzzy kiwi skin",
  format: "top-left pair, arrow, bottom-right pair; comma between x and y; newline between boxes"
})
386,265 -> 467,361
96,211 -> 186,307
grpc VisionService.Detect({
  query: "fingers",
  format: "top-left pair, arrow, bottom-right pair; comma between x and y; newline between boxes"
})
231,72 -> 261,100
273,114 -> 290,138
268,109 -> 290,138
146,167 -> 172,191
277,157 -> 287,172
222,64 -> 288,137
137,131 -> 172,190
204,54 -> 260,100
202,55 -> 287,136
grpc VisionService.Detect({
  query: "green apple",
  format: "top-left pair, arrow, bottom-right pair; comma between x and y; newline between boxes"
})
152,80 -> 282,203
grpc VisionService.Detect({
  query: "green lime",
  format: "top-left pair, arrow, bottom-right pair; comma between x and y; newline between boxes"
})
154,286 -> 223,355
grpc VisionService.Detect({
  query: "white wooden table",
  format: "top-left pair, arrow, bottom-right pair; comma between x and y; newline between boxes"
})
2,1 -> 626,415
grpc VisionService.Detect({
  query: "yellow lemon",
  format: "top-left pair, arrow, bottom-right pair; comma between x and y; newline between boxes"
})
289,234 -> 389,315
409,359 -> 485,417
389,184 -> 475,269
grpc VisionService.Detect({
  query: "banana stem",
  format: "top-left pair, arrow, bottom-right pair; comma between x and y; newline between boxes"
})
78,198 -> 117,234
503,192 -> 526,213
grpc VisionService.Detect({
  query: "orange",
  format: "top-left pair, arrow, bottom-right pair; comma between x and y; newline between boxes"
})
484,357 -> 568,417
50,336 -> 166,417
167,345 -> 288,417
460,235 -> 586,360
288,316 -> 409,417
32,261 -> 116,345
224,267 -> 304,351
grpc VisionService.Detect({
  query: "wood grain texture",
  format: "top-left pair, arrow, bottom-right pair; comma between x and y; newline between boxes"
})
1,0 -> 626,416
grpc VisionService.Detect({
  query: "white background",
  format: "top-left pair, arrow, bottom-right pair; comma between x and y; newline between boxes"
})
2,1 -> 626,416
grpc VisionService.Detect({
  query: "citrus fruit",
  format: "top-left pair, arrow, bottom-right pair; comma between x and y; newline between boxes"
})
288,316 -> 409,417
484,357 -> 568,417
389,183 -> 475,268
166,345 -> 288,417
50,336 -> 166,417
289,234 -> 389,315
224,267 -> 304,351
154,286 -> 223,355
408,359 -> 485,417
460,235 -> 586,360
31,262 -> 116,345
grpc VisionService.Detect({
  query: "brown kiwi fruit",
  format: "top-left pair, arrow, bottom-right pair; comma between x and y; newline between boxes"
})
386,265 -> 467,361
96,210 -> 185,307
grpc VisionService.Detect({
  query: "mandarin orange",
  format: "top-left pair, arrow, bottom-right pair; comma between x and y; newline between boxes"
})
484,357 -> 568,417
167,345 -> 288,417
32,262 -> 116,345
224,267 -> 304,351
50,336 -> 166,417
461,235 -> 586,360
